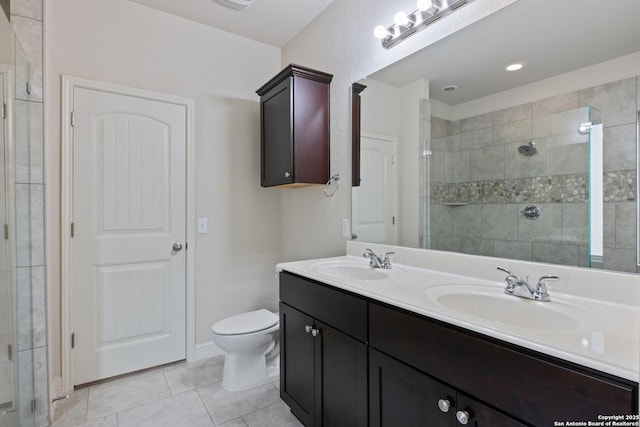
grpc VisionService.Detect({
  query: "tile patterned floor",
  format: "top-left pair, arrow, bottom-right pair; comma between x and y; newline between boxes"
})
50,356 -> 303,427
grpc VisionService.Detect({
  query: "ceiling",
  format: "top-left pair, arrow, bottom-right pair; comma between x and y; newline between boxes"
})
130,0 -> 640,104
130,0 -> 335,47
369,0 -> 640,105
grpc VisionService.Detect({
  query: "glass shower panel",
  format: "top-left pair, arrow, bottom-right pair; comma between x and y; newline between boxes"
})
0,68 -> 17,424
0,8 -> 36,427
637,111 -> 640,268
587,106 -> 603,268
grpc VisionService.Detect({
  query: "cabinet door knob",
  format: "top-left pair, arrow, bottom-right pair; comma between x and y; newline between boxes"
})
311,328 -> 320,337
437,399 -> 451,413
284,172 -> 291,178
456,410 -> 470,425
172,242 -> 183,252
304,325 -> 312,334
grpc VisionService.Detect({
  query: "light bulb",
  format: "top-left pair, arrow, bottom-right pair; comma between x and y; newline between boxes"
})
373,25 -> 390,39
394,11 -> 410,26
417,0 -> 434,11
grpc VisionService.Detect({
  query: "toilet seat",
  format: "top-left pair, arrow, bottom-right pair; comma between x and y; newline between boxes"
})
212,309 -> 278,335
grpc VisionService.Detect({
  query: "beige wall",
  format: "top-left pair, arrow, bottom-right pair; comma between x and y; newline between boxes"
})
45,0 -> 282,380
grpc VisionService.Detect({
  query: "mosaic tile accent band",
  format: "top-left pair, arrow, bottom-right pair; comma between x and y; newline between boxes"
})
432,170 -> 635,205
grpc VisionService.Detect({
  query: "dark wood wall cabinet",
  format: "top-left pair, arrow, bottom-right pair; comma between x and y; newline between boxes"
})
256,64 -> 333,188
279,271 -> 638,427
351,83 -> 366,187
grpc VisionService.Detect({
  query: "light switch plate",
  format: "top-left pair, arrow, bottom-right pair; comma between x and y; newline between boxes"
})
197,218 -> 208,234
341,218 -> 350,238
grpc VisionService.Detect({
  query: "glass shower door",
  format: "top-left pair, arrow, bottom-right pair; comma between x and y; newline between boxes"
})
0,8 -> 37,427
0,68 -> 17,426
587,106 -> 603,268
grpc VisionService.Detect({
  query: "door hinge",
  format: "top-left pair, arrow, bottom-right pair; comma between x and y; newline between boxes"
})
31,399 -> 36,413
71,333 -> 75,349
392,216 -> 395,225
70,111 -> 75,127
392,155 -> 396,165
70,222 -> 74,237
1,103 -> 5,119
7,344 -> 11,361
3,224 -> 7,240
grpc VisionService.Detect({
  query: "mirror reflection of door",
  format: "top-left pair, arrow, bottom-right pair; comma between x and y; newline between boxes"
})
352,134 -> 397,244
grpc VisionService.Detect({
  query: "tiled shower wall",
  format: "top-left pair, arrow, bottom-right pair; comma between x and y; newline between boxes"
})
430,77 -> 638,273
9,0 -> 48,425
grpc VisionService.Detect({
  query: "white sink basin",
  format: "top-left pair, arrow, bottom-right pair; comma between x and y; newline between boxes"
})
425,284 -> 592,331
310,260 -> 403,281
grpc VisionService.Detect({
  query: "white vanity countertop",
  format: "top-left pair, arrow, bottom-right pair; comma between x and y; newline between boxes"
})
277,242 -> 640,382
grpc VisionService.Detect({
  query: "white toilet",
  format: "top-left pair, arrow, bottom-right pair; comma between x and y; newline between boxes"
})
211,309 -> 280,391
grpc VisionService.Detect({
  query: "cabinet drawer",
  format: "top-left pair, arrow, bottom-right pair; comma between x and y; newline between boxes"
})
369,302 -> 638,426
280,272 -> 367,342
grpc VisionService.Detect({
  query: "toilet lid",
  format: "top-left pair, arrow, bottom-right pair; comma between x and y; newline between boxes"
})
212,309 -> 278,335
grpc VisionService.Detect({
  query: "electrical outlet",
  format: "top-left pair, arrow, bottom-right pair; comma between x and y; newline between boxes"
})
197,218 -> 208,234
341,219 -> 350,238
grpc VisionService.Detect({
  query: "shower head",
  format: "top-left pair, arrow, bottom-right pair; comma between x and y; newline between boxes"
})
518,141 -> 537,156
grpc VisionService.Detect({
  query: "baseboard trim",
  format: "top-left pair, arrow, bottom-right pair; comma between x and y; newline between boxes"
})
50,375 -> 64,400
49,375 -> 64,421
190,341 -> 224,362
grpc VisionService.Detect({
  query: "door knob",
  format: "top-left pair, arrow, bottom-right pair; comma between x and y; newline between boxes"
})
305,325 -> 312,334
437,399 -> 451,413
311,328 -> 320,337
172,242 -> 183,252
456,410 -> 470,425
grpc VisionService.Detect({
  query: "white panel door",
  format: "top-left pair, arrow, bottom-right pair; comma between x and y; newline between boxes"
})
352,134 -> 397,244
72,87 -> 187,385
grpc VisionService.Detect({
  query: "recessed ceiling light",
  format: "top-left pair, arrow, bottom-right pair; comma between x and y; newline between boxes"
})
505,62 -> 525,72
441,85 -> 458,92
213,0 -> 253,11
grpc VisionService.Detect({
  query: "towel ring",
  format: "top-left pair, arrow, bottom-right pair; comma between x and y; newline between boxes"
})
324,174 -> 341,197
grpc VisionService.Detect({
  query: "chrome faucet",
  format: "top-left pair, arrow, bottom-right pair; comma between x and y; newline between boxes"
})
363,248 -> 395,269
497,267 -> 557,302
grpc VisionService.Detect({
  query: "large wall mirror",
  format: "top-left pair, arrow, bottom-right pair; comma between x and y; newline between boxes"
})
352,0 -> 640,274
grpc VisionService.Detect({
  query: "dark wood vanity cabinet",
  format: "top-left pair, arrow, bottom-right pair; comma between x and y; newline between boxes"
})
279,272 -> 368,427
256,65 -> 333,188
370,348 -> 526,427
369,348 -> 455,426
369,302 -> 638,426
279,272 -> 639,426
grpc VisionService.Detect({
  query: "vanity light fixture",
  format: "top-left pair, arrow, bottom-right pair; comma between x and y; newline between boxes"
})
374,0 -> 476,49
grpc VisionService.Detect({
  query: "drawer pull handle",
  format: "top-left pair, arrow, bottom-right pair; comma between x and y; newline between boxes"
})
456,410 -> 470,425
304,325 -> 312,334
311,328 -> 320,337
437,399 -> 451,413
